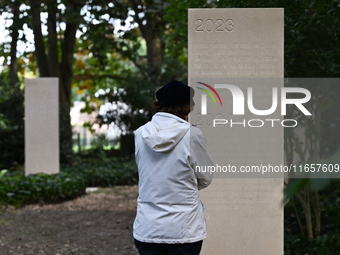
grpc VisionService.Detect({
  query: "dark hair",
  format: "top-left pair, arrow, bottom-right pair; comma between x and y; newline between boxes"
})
151,99 -> 194,120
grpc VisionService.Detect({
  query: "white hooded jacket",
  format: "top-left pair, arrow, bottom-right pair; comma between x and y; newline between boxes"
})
133,112 -> 213,244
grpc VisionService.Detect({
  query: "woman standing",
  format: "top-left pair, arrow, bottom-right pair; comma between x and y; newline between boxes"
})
133,80 -> 213,255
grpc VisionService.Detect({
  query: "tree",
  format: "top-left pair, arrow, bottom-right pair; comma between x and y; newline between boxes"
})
1,0 -> 129,163
282,0 -> 340,239
0,0 -> 21,86
0,0 -> 27,168
70,0 -> 190,155
26,0 -> 85,163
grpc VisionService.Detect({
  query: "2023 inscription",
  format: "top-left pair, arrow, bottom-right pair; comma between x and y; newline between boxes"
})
195,19 -> 234,32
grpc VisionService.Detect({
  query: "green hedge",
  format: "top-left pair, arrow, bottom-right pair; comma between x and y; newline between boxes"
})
0,172 -> 86,207
0,159 -> 138,208
64,159 -> 138,187
285,233 -> 340,255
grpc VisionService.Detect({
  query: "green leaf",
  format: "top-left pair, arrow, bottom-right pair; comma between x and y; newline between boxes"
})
0,169 -> 8,179
284,178 -> 309,203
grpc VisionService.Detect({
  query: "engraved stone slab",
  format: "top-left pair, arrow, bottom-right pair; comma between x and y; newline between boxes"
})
25,78 -> 59,176
188,9 -> 284,254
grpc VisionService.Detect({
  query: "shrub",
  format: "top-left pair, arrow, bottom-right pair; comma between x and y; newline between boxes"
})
0,75 -> 24,170
0,157 -> 138,208
0,172 -> 86,208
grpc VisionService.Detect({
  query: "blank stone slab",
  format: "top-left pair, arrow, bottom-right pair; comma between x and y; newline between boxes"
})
188,9 -> 284,255
25,78 -> 59,176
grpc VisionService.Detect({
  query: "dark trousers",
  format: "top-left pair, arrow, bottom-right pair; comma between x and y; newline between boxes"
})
134,238 -> 203,255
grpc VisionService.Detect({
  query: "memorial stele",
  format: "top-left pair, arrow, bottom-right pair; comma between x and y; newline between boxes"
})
25,78 -> 59,176
188,9 -> 284,254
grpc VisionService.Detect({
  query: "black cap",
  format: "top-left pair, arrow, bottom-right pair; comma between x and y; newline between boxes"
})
156,80 -> 194,105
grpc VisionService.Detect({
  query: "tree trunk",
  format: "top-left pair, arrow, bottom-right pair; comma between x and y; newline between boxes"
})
304,188 -> 314,238
29,0 -> 49,77
131,0 -> 165,86
311,190 -> 321,234
9,3 -> 20,86
29,0 -> 82,164
296,189 -> 314,238
58,2 -> 81,164
60,2 -> 80,108
293,198 -> 305,236
47,0 -> 59,77
145,36 -> 164,84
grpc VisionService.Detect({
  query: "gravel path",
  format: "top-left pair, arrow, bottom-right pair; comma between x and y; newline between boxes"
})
0,185 -> 139,255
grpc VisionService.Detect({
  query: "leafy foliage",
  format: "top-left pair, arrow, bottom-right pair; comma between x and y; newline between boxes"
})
0,74 -> 24,169
0,172 -> 86,208
0,156 -> 138,208
68,159 -> 138,187
285,182 -> 340,254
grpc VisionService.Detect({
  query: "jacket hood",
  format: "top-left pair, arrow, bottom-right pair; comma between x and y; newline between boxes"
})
141,112 -> 190,152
